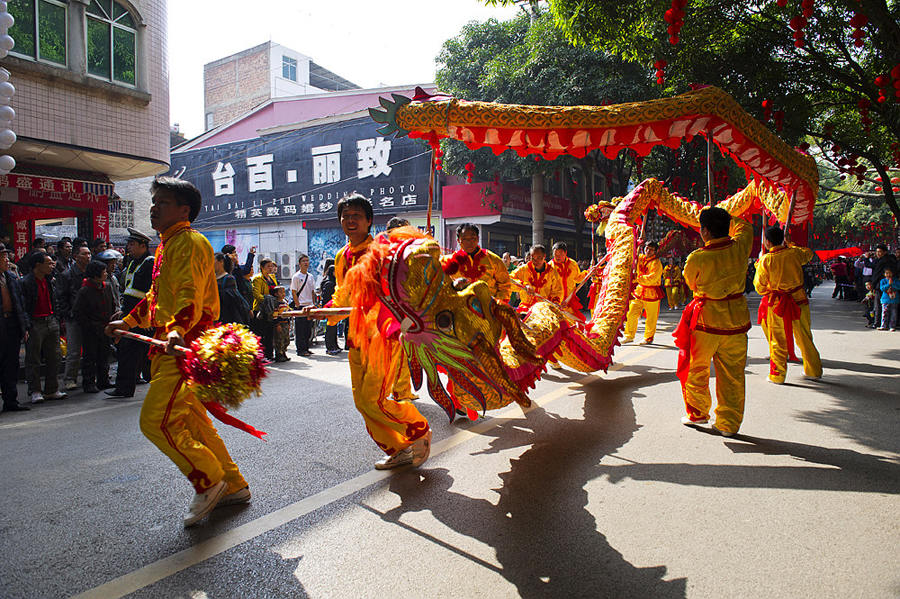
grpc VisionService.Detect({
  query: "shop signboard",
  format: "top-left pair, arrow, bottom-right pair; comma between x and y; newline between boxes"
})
170,116 -> 435,229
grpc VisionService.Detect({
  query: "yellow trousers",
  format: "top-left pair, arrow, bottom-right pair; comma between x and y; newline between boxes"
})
765,304 -> 822,383
393,348 -> 417,401
349,345 -> 429,456
665,286 -> 683,308
682,330 -> 747,434
625,299 -> 660,340
140,355 -> 247,494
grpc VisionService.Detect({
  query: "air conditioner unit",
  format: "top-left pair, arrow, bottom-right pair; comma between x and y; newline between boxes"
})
264,251 -> 296,281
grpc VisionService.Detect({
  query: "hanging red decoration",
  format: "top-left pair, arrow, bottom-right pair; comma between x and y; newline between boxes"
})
857,98 -> 872,132
761,99 -> 773,122
875,75 -> 888,103
801,0 -> 814,18
663,0 -> 686,45
848,11 -> 868,48
654,59 -> 667,86
773,109 -> 785,132
789,14 -> 808,48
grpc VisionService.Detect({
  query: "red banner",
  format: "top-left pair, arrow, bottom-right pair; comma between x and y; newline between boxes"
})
813,246 -> 864,261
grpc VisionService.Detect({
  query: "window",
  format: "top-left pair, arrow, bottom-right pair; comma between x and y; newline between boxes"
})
108,197 -> 134,228
205,112 -> 215,131
282,55 -> 297,82
86,0 -> 136,85
8,0 -> 67,65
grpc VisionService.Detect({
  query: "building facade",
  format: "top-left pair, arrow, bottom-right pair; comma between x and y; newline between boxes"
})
203,41 -> 359,132
1,0 -> 169,260
172,86 -> 440,282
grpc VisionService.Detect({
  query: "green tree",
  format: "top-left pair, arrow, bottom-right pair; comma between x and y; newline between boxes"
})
491,0 -> 900,224
435,10 -> 658,246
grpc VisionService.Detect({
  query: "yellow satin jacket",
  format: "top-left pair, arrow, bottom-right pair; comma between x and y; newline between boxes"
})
682,217 -> 752,334
123,221 -> 219,340
753,244 -> 813,303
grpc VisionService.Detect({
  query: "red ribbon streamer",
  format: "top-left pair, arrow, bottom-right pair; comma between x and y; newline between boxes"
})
202,401 -> 267,440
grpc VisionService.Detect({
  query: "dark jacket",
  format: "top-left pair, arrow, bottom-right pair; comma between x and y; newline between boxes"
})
232,252 -> 256,278
72,279 -> 113,334
320,275 -> 336,305
235,274 -> 253,310
55,262 -> 88,320
216,274 -> 250,325
21,273 -> 59,323
1,270 -> 29,334
871,254 -> 898,287
54,256 -> 73,275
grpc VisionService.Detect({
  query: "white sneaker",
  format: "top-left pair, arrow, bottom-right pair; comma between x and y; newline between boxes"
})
183,480 -> 227,527
716,428 -> 736,437
216,486 -> 251,507
374,430 -> 432,470
622,337 -> 635,344
681,415 -> 709,426
44,391 -> 67,400
64,380 -> 78,391
30,392 -> 44,404
375,447 -> 414,470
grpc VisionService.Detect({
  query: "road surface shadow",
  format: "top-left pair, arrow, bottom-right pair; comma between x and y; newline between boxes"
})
596,429 -> 899,494
375,370 -> 686,599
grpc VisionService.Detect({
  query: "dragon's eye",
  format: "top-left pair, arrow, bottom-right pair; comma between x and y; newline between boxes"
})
436,310 -> 454,333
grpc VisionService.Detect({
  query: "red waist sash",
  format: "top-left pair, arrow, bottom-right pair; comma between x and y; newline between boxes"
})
673,293 -> 748,389
757,285 -> 805,360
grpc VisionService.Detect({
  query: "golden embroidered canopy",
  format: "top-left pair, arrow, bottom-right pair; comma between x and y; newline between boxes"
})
369,86 -> 818,224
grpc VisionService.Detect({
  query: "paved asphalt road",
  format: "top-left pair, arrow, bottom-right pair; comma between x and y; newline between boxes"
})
0,293 -> 897,599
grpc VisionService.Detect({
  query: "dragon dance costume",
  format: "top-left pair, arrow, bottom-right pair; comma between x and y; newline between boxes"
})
624,254 -> 664,342
753,244 -> 822,383
330,234 -> 429,456
552,256 -> 585,320
441,248 -> 512,303
663,263 -> 685,308
674,217 -> 752,435
123,221 -> 247,494
511,261 -> 562,314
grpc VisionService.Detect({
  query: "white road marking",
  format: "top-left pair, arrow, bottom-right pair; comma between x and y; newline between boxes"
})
72,346 -> 666,599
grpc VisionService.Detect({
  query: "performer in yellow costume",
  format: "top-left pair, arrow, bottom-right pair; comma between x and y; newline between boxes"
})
624,241 -> 664,344
674,207 -> 752,437
551,241 -> 585,320
511,245 -> 563,313
106,178 -> 249,527
440,223 -> 512,303
663,259 -> 685,309
753,226 -> 822,384
325,194 -> 430,469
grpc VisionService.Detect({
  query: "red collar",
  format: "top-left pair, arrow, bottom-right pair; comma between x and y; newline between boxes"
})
454,248 -> 486,262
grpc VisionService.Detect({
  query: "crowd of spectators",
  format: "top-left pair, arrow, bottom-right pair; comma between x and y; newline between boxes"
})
0,235 -> 150,411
